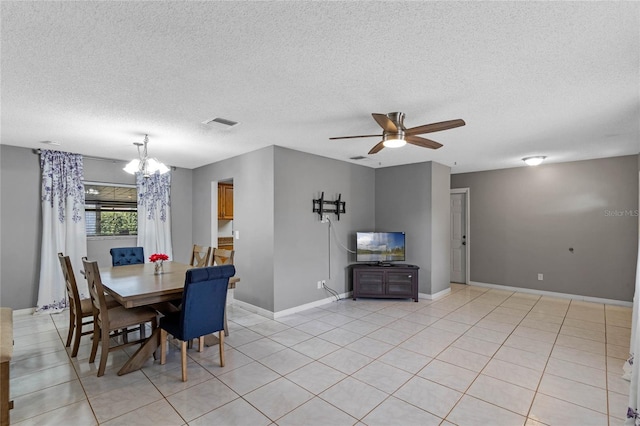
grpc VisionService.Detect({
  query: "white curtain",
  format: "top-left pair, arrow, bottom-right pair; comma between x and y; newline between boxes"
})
36,150 -> 87,314
136,171 -> 173,261
625,169 -> 640,424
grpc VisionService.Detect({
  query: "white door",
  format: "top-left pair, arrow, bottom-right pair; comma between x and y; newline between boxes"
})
450,192 -> 466,283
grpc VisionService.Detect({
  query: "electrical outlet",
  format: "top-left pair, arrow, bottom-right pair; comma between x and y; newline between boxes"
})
538,273 -> 543,281
321,280 -> 326,287
321,215 -> 328,223
317,280 -> 323,289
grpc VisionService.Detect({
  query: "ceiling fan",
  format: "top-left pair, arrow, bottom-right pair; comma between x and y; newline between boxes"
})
330,112 -> 465,155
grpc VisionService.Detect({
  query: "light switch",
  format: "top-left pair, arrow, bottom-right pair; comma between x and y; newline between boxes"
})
234,230 -> 240,240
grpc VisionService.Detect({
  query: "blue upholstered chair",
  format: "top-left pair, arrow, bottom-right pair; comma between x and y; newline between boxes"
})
160,265 -> 235,381
109,247 -> 145,266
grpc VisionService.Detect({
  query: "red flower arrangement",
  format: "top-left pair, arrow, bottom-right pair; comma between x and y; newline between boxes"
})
149,253 -> 169,263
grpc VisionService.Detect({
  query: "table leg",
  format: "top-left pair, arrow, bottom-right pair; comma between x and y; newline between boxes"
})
117,328 -> 161,376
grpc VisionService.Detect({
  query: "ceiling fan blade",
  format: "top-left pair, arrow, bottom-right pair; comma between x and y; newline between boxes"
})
405,135 -> 443,150
372,113 -> 398,133
368,141 -> 385,154
329,134 -> 382,140
405,119 -> 465,136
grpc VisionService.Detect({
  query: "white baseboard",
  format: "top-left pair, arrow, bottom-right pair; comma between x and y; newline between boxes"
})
232,299 -> 276,320
13,308 -> 36,316
233,291 -> 352,320
420,287 -> 451,300
273,292 -> 351,319
470,281 -> 632,307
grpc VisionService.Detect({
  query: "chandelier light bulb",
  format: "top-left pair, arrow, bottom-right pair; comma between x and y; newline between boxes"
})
123,135 -> 169,177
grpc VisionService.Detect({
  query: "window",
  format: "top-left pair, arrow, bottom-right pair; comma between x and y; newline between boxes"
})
84,183 -> 137,237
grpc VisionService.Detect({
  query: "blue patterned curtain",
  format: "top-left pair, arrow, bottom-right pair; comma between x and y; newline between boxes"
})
136,171 -> 173,261
36,150 -> 87,313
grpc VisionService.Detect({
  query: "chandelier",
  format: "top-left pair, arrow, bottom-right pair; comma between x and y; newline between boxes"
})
123,134 -> 170,177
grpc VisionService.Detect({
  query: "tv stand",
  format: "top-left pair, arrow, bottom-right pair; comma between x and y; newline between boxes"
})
352,264 -> 419,302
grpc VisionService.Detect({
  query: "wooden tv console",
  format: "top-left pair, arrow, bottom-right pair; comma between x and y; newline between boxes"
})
351,264 -> 419,302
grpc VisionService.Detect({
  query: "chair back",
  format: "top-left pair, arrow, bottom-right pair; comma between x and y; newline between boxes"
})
180,265 -> 236,341
211,248 -> 234,266
58,253 -> 82,314
189,245 -> 211,267
110,247 -> 145,266
82,259 -> 110,327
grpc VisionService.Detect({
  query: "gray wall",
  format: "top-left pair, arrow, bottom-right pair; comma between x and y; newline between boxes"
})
0,145 -> 41,309
430,162 -> 452,294
192,146 -> 276,311
273,147 -> 375,312
451,155 -> 639,301
375,161 -> 451,295
0,145 -> 193,309
192,146 -> 375,313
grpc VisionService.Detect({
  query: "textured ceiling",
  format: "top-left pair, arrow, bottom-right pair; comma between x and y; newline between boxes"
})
1,1 -> 638,173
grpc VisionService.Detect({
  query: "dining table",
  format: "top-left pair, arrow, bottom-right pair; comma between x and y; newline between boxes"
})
100,261 -> 239,375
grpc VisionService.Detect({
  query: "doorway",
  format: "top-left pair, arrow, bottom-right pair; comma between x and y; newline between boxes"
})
450,188 -> 470,284
211,178 -> 234,250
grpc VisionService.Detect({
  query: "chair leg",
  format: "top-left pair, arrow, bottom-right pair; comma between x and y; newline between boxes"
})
223,308 -> 229,337
181,341 -> 187,382
160,329 -> 167,365
140,322 -> 146,339
89,322 -> 100,363
70,314 -> 84,358
151,318 -> 159,360
219,331 -> 225,367
65,308 -> 74,347
97,327 -> 110,377
198,336 -> 204,352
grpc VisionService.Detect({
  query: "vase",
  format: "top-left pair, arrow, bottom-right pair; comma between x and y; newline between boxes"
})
154,261 -> 164,275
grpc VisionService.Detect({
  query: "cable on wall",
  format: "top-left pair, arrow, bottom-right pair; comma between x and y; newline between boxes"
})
326,217 -> 356,254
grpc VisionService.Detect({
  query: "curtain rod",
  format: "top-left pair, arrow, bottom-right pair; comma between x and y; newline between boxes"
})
32,149 -> 176,169
33,148 -> 126,163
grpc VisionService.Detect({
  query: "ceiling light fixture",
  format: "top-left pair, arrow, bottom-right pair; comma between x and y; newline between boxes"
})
522,156 -> 546,166
382,132 -> 406,148
123,134 -> 170,177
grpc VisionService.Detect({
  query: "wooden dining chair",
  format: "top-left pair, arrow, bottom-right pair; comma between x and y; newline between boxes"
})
58,253 -> 121,357
211,248 -> 234,266
82,259 -> 159,377
160,265 -> 236,381
210,248 -> 235,337
189,245 -> 211,267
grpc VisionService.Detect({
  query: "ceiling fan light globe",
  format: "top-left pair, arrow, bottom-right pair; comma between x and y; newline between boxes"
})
383,138 -> 406,148
523,156 -> 546,166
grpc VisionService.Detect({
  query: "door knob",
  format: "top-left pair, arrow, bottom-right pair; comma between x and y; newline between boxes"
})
462,242 -> 466,245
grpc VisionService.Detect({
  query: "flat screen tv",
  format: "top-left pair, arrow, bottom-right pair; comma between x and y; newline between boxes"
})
356,232 -> 406,263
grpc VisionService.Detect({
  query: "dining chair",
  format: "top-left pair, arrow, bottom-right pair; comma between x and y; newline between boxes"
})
160,265 -> 236,381
58,253 -> 120,357
82,259 -> 159,377
211,247 -> 234,266
189,244 -> 211,267
210,247 -> 235,336
109,246 -> 145,266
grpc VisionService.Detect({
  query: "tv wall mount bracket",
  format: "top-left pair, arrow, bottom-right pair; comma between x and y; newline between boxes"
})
312,192 -> 346,221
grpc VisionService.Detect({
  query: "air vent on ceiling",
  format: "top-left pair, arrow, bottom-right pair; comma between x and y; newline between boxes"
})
349,156 -> 367,160
40,140 -> 61,146
201,117 -> 239,127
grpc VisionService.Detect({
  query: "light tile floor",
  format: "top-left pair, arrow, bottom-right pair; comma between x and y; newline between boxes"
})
8,284 -> 633,425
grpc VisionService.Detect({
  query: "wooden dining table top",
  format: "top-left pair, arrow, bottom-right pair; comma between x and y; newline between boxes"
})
100,261 -> 239,309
